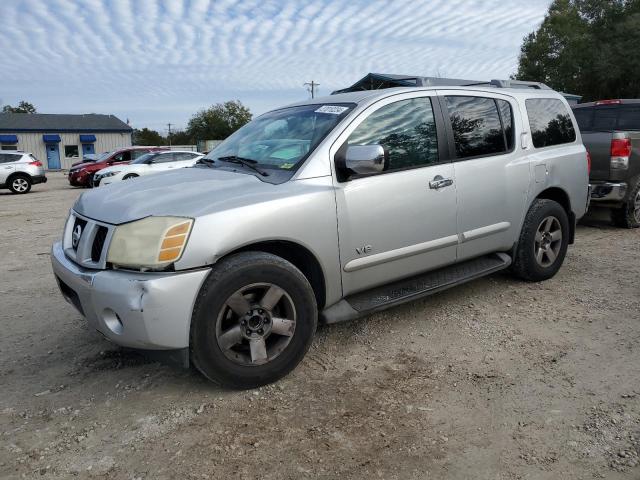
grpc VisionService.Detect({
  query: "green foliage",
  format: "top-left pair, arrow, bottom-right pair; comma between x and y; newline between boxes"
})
186,100 -> 252,141
514,0 -> 640,101
2,101 -> 37,114
132,128 -> 165,146
167,130 -> 194,145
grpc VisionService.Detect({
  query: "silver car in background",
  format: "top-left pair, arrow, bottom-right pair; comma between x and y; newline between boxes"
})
0,151 -> 47,194
51,81 -> 589,389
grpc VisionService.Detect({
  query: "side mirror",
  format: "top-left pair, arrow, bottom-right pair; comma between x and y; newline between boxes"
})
343,144 -> 388,175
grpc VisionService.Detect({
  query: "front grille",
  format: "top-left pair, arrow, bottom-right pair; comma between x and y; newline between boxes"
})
92,226 -> 108,262
63,212 -> 113,269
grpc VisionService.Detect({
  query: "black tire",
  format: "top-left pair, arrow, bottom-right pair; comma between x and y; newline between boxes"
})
512,199 -> 570,282
9,174 -> 31,194
611,180 -> 640,229
122,173 -> 139,180
190,251 -> 318,389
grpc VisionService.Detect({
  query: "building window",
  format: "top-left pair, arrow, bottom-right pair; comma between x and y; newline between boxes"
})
1,145 -> 18,151
65,145 -> 79,158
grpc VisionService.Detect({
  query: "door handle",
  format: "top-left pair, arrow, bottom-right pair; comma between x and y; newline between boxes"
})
429,175 -> 453,190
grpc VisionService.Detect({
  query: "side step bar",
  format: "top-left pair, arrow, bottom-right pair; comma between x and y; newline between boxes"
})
321,253 -> 512,324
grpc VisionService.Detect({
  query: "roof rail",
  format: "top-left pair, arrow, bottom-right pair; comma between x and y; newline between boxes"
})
465,79 -> 551,90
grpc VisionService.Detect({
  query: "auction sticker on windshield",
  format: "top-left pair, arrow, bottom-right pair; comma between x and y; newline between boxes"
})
315,105 -> 350,115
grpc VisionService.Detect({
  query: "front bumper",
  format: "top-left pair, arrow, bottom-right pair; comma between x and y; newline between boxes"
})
68,171 -> 91,186
51,242 -> 210,350
590,182 -> 627,204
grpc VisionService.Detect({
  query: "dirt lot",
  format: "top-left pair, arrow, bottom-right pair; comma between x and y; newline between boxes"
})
1,175 -> 639,479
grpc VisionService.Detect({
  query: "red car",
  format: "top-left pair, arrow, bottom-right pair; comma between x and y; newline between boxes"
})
68,146 -> 168,187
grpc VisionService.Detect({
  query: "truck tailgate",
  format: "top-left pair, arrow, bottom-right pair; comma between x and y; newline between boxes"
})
581,131 -> 612,181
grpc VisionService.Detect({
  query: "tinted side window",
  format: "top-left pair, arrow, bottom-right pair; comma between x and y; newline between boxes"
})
154,153 -> 176,163
496,99 -> 514,151
347,97 -> 438,170
526,98 -> 576,148
131,150 -> 150,160
446,96 -> 505,158
0,153 -> 19,163
573,108 -> 593,131
618,106 -> 640,130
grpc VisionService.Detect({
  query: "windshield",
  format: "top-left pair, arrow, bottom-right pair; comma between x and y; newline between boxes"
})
204,104 -> 355,171
94,151 -> 112,161
131,152 -> 157,164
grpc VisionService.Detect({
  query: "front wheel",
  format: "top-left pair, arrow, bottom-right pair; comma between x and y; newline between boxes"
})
190,252 -> 317,389
512,199 -> 570,282
122,173 -> 139,180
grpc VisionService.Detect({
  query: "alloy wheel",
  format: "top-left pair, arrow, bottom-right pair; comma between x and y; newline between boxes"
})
12,178 -> 29,192
215,283 -> 296,366
633,190 -> 640,223
534,216 -> 562,267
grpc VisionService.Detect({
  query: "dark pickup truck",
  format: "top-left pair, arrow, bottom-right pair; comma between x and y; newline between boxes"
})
573,99 -> 640,228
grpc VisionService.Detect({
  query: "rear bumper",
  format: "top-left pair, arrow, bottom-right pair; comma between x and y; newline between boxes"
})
590,182 -> 627,204
51,241 -> 211,350
32,175 -> 47,185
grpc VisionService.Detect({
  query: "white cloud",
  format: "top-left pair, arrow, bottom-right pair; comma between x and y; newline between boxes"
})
0,0 -> 550,131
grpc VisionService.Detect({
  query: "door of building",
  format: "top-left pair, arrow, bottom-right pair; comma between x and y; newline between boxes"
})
46,144 -> 61,169
82,143 -> 95,156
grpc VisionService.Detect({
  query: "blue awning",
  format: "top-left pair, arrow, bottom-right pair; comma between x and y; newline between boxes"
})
0,135 -> 18,143
43,134 -> 61,143
79,134 -> 96,142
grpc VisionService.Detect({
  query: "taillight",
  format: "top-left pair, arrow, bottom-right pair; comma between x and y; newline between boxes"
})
586,151 -> 591,175
610,138 -> 631,170
29,160 -> 43,167
595,99 -> 622,106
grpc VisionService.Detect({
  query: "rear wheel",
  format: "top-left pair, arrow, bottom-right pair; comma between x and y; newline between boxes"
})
611,181 -> 640,228
512,199 -> 569,281
190,252 -> 317,389
9,175 -> 31,194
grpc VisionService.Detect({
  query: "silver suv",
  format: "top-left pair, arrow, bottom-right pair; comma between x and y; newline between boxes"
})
52,80 -> 589,388
0,151 -> 47,194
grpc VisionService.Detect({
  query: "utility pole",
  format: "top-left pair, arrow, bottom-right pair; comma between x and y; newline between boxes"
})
167,123 -> 173,147
304,80 -> 319,99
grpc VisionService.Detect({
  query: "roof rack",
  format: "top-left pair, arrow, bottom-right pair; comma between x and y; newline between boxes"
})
331,73 -> 552,95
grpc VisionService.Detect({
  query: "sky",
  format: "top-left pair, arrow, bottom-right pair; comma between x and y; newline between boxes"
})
1,0 -> 551,133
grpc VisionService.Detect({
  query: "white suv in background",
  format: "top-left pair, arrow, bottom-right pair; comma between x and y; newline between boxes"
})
0,151 -> 47,194
93,150 -> 204,186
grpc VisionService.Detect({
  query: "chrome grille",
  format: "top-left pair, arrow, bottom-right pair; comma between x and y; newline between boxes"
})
63,211 -> 114,269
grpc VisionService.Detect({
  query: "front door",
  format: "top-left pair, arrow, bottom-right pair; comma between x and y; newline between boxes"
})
439,93 -> 529,260
82,143 -> 95,156
333,94 -> 458,295
46,144 -> 60,169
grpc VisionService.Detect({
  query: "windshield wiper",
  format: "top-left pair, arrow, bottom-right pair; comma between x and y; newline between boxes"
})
217,155 -> 270,177
196,157 -> 216,167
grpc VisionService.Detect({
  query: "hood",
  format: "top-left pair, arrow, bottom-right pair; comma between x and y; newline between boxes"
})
74,167 -> 278,224
95,165 -> 121,175
70,161 -> 94,171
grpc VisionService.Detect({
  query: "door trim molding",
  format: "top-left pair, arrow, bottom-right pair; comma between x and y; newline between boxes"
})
344,234 -> 459,272
460,222 -> 511,242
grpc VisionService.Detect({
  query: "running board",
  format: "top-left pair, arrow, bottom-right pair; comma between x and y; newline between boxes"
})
321,253 -> 511,324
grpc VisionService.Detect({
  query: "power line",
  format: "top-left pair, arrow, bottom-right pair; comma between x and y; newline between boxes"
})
304,80 -> 320,99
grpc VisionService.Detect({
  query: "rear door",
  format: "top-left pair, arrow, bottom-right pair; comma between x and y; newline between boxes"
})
0,153 -> 17,184
439,92 -> 529,260
333,92 -> 458,295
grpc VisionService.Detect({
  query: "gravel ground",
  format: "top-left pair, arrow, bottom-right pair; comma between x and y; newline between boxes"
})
1,175 -> 639,480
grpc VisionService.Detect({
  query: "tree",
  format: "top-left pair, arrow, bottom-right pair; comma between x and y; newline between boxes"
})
186,100 -> 252,141
168,129 -> 194,146
132,128 -> 165,146
2,101 -> 37,114
514,0 -> 640,101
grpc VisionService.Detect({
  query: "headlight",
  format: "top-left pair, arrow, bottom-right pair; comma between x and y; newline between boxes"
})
100,171 -> 120,178
107,216 -> 193,269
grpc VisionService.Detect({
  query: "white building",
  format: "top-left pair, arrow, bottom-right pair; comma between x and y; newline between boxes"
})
0,113 -> 133,170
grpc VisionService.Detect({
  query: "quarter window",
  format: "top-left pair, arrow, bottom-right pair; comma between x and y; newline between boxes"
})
525,98 -> 576,148
64,145 -> 79,158
445,96 -> 507,158
347,97 -> 439,171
